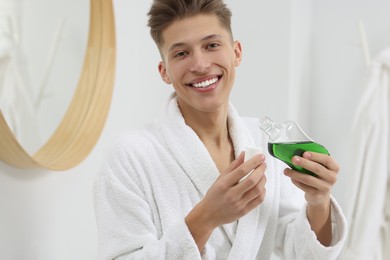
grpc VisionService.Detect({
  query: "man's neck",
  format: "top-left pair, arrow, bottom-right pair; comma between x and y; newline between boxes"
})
179,103 -> 229,147
178,101 -> 234,172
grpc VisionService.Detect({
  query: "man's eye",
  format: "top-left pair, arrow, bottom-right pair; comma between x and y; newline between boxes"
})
207,42 -> 220,49
174,51 -> 188,58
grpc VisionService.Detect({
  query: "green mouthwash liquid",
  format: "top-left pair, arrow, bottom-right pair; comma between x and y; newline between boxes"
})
268,141 -> 329,176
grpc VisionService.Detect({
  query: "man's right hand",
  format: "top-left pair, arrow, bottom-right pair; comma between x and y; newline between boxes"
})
185,151 -> 267,251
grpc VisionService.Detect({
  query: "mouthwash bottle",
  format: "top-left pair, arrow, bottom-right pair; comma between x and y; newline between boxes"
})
258,116 -> 329,176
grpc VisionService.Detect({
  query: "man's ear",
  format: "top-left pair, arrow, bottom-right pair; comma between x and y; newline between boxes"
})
233,40 -> 242,66
158,62 -> 172,84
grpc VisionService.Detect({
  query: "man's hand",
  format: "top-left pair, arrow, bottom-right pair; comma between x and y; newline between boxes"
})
283,151 -> 340,246
202,151 -> 267,227
185,151 -> 267,251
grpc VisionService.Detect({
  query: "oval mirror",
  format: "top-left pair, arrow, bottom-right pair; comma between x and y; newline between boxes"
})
21,0 -> 90,153
0,0 -> 116,170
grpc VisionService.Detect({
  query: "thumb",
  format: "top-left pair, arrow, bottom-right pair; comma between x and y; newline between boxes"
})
221,151 -> 244,175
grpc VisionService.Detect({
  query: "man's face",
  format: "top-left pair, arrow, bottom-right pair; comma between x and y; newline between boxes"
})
158,14 -> 242,115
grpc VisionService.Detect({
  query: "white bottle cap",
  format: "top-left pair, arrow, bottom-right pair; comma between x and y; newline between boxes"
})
240,146 -> 264,182
244,146 -> 264,162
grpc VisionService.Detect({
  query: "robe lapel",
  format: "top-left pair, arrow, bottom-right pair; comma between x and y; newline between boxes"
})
227,105 -> 276,259
159,95 -> 220,198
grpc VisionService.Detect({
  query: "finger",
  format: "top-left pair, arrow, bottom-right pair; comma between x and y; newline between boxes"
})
241,174 -> 267,204
291,155 -> 337,184
244,188 -> 266,212
303,152 -> 340,173
231,162 -> 266,200
221,152 -> 245,175
226,155 -> 265,186
290,178 -> 321,195
237,161 -> 266,187
290,178 -> 331,203
284,168 -> 332,192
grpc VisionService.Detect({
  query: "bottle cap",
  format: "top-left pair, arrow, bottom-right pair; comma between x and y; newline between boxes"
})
240,146 -> 264,182
244,146 -> 264,162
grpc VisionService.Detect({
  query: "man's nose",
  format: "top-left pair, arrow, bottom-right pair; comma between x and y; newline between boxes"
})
189,50 -> 211,73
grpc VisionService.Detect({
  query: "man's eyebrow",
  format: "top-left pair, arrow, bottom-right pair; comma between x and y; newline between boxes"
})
201,34 -> 222,42
168,42 -> 186,53
168,34 -> 223,53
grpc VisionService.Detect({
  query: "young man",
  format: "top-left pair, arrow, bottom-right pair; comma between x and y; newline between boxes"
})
94,0 -> 347,259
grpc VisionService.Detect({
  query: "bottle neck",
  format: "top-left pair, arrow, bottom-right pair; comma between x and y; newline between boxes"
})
258,116 -> 282,142
258,116 -> 313,143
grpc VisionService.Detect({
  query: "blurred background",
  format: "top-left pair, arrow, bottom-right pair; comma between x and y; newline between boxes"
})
0,0 -> 389,259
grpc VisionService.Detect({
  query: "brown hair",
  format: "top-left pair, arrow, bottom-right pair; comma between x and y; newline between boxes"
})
147,0 -> 233,49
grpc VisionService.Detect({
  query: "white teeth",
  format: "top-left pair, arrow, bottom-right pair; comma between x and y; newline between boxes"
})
191,77 -> 218,88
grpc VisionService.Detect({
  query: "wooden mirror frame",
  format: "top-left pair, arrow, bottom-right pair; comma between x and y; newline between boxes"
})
0,0 -> 116,170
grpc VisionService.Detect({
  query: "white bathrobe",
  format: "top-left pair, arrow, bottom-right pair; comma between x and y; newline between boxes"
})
341,48 -> 390,260
94,94 -> 347,260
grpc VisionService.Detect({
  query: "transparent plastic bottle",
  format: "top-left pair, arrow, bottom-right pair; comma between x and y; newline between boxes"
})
258,116 -> 329,176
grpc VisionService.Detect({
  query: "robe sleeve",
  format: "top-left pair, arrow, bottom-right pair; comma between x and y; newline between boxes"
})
94,136 -> 202,260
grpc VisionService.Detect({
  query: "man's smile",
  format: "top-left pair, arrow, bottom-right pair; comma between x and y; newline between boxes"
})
186,75 -> 222,89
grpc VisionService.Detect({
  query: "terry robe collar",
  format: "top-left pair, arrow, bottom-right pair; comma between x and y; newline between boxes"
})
158,93 -> 276,259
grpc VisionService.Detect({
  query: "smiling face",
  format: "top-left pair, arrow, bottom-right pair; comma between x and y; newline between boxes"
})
158,14 -> 242,115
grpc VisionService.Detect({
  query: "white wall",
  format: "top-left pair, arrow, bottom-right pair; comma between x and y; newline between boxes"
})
0,0 -> 388,259
309,0 -> 390,213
